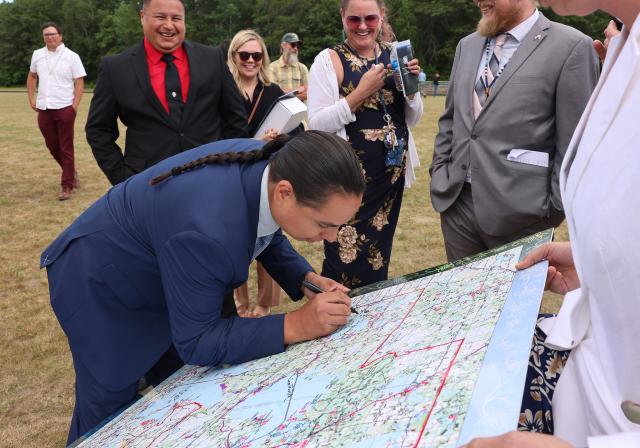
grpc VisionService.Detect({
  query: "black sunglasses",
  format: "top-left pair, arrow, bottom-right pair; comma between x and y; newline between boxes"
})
288,42 -> 299,48
236,51 -> 263,62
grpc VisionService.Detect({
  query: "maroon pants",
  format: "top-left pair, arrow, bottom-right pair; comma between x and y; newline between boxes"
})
37,106 -> 76,189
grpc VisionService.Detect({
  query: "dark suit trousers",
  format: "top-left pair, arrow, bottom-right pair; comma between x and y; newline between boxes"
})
37,106 -> 76,189
67,352 -> 139,446
440,183 -> 551,261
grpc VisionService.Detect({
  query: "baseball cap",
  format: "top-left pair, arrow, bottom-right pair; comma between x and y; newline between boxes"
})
281,32 -> 302,44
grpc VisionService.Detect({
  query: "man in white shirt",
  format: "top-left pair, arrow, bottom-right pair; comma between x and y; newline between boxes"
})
27,22 -> 86,201
429,0 -> 599,261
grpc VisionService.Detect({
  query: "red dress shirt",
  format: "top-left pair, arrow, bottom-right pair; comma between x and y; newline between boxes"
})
144,38 -> 190,113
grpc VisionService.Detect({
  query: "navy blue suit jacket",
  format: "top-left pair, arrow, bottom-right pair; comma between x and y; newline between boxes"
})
41,138 -> 312,391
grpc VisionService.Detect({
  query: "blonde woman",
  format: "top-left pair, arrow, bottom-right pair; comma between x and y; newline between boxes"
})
227,29 -> 295,316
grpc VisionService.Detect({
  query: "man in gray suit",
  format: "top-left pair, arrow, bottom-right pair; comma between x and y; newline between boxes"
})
429,0 -> 599,261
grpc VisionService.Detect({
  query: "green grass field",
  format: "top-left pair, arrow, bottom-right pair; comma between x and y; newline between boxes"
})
0,91 -> 566,447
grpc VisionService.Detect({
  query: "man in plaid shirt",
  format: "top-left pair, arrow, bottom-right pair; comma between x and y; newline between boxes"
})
269,32 -> 309,101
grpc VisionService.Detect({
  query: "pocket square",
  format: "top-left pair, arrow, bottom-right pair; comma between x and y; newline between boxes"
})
507,149 -> 549,168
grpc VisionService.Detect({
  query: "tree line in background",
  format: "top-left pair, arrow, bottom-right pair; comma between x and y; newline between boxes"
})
0,0 -> 610,86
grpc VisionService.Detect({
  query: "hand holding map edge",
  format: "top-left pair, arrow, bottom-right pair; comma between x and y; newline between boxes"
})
516,241 -> 580,294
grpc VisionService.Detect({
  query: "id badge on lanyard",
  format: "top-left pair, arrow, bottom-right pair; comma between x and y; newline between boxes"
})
383,113 -> 404,167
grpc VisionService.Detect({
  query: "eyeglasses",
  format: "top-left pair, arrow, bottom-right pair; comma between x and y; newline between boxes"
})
43,33 -> 59,37
345,14 -> 380,29
287,42 -> 299,49
236,51 -> 263,62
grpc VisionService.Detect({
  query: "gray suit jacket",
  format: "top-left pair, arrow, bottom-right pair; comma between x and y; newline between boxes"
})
430,13 -> 599,236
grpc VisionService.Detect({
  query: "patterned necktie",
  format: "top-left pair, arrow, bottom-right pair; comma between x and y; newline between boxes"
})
474,33 -> 508,118
252,232 -> 275,260
161,53 -> 184,123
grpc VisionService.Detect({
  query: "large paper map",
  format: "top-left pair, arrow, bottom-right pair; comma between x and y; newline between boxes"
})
78,231 -> 551,448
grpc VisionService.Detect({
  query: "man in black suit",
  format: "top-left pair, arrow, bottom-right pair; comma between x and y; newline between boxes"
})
86,0 -> 247,186
86,0 -> 246,389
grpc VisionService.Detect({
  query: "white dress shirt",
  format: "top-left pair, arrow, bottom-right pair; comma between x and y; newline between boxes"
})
29,43 -> 86,110
540,13 -> 640,447
474,9 -> 540,82
256,166 -> 279,238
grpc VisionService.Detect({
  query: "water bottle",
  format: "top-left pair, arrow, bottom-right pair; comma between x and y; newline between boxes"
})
389,44 -> 404,92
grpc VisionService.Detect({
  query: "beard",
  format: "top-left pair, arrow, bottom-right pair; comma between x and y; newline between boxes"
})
476,2 -> 522,37
284,50 -> 299,65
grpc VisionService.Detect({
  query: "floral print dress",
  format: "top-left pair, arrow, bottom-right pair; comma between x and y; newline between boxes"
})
321,42 -> 408,288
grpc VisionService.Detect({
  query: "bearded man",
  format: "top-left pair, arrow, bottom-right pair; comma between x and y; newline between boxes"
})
269,32 -> 309,101
429,0 -> 599,261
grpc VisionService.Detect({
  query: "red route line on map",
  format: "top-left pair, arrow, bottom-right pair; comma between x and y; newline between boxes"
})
132,400 -> 203,447
413,339 -> 464,448
359,287 -> 427,369
360,286 -> 424,308
357,284 -> 467,447
127,280 -> 469,446
360,339 -> 462,369
298,338 -> 464,446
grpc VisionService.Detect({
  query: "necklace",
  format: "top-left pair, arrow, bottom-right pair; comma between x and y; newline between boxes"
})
343,41 -> 380,68
342,41 -> 404,166
45,46 -> 65,75
481,37 -> 507,98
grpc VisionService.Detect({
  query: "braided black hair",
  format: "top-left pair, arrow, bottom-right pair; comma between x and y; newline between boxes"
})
149,135 -> 292,186
150,131 -> 365,207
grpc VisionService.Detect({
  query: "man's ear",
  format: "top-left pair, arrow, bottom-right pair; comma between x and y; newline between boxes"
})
272,180 -> 295,205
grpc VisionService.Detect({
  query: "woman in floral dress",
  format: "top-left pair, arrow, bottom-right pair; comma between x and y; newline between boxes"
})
308,0 -> 423,287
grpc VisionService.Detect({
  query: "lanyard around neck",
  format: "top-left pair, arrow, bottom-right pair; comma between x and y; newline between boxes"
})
481,37 -> 507,93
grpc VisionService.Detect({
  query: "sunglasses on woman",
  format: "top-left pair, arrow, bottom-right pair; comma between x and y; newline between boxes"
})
236,51 -> 263,62
345,14 -> 380,29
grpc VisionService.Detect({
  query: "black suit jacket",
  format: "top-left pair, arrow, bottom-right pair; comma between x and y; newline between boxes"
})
86,40 -> 248,185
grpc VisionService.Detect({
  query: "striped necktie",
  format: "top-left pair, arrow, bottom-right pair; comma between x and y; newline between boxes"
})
474,33 -> 508,118
252,232 -> 275,260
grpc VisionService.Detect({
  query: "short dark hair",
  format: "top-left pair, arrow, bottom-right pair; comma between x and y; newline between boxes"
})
142,0 -> 184,9
41,22 -> 62,34
269,131 -> 365,207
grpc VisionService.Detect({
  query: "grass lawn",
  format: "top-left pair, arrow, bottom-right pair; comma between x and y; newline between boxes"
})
0,91 -> 567,447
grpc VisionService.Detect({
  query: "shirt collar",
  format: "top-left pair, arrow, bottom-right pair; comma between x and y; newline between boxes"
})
504,9 -> 540,43
257,165 -> 280,238
143,37 -> 186,65
48,43 -> 65,53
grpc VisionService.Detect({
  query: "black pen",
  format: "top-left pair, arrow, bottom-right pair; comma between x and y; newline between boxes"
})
301,280 -> 359,314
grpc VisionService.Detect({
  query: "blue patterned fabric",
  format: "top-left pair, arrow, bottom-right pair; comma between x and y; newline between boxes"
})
252,232 -> 275,260
518,314 -> 571,434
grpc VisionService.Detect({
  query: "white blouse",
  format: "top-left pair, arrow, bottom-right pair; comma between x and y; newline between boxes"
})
542,13 -> 640,448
